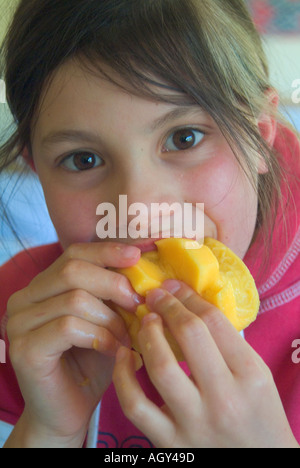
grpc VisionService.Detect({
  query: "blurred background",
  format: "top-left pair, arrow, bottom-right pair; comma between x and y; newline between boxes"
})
0,0 -> 299,265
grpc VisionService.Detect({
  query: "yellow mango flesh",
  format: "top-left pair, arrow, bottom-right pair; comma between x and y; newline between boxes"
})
112,238 -> 260,361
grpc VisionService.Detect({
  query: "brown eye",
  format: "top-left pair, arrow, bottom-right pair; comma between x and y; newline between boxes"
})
61,152 -> 103,171
164,128 -> 204,152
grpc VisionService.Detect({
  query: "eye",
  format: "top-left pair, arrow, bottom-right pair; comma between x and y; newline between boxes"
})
164,128 -> 205,152
60,151 -> 104,171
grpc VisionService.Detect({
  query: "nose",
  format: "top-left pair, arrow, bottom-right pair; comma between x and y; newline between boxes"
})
113,164 -> 183,237
115,159 -> 179,206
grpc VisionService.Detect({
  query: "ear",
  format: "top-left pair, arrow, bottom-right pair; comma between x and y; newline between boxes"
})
21,146 -> 36,172
256,89 -> 279,174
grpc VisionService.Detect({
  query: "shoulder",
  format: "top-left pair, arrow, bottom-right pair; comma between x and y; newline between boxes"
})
0,242 -> 63,286
0,243 -> 63,428
275,124 -> 300,200
274,124 -> 300,164
0,243 -> 63,319
245,126 -> 300,282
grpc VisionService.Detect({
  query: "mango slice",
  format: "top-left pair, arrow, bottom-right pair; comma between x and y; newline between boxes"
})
111,238 -> 260,361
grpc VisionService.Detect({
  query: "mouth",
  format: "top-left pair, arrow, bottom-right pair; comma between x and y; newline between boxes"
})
130,235 -> 198,253
129,235 -> 162,253
131,238 -> 161,253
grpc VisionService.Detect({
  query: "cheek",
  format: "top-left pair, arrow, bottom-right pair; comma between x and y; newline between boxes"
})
183,155 -> 238,207
43,188 -> 98,248
182,154 -> 258,257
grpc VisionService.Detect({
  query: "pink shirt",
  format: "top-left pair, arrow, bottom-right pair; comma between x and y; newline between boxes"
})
244,125 -> 300,444
0,126 -> 299,447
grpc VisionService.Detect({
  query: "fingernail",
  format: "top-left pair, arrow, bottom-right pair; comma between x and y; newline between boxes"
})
116,246 -> 140,258
141,312 -> 160,325
146,288 -> 167,306
133,292 -> 145,306
163,279 -> 182,295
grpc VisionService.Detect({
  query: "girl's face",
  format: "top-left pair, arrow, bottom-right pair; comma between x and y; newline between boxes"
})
31,60 -> 262,258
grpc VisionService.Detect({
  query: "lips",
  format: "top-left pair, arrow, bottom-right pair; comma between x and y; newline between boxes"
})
130,235 -> 200,253
130,236 -> 163,253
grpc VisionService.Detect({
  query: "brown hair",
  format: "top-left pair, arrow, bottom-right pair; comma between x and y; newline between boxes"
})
0,0 -> 298,274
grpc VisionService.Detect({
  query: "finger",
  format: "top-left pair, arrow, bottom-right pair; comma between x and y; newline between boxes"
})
113,346 -> 174,448
145,288 -> 233,395
7,289 -> 130,347
61,241 -> 141,269
162,280 -> 263,377
10,316 -> 123,377
12,247 -> 142,312
138,313 -> 201,423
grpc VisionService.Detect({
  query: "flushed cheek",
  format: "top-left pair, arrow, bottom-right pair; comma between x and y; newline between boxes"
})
181,155 -> 258,257
182,155 -> 239,209
45,190 -> 99,249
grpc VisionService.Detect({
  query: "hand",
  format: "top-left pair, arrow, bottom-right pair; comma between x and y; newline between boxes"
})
6,242 -> 141,448
113,280 -> 299,448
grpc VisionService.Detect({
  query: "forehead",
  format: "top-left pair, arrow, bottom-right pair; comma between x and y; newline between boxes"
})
32,59 -> 210,143
36,57 -> 198,114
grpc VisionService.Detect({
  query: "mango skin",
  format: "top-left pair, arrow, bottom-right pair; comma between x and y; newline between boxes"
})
111,238 -> 260,361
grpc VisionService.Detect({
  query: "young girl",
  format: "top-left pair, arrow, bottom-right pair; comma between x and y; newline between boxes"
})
0,0 -> 299,448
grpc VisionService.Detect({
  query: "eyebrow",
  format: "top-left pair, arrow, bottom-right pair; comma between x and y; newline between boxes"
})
149,106 -> 207,133
40,129 -> 103,147
40,106 -> 207,147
